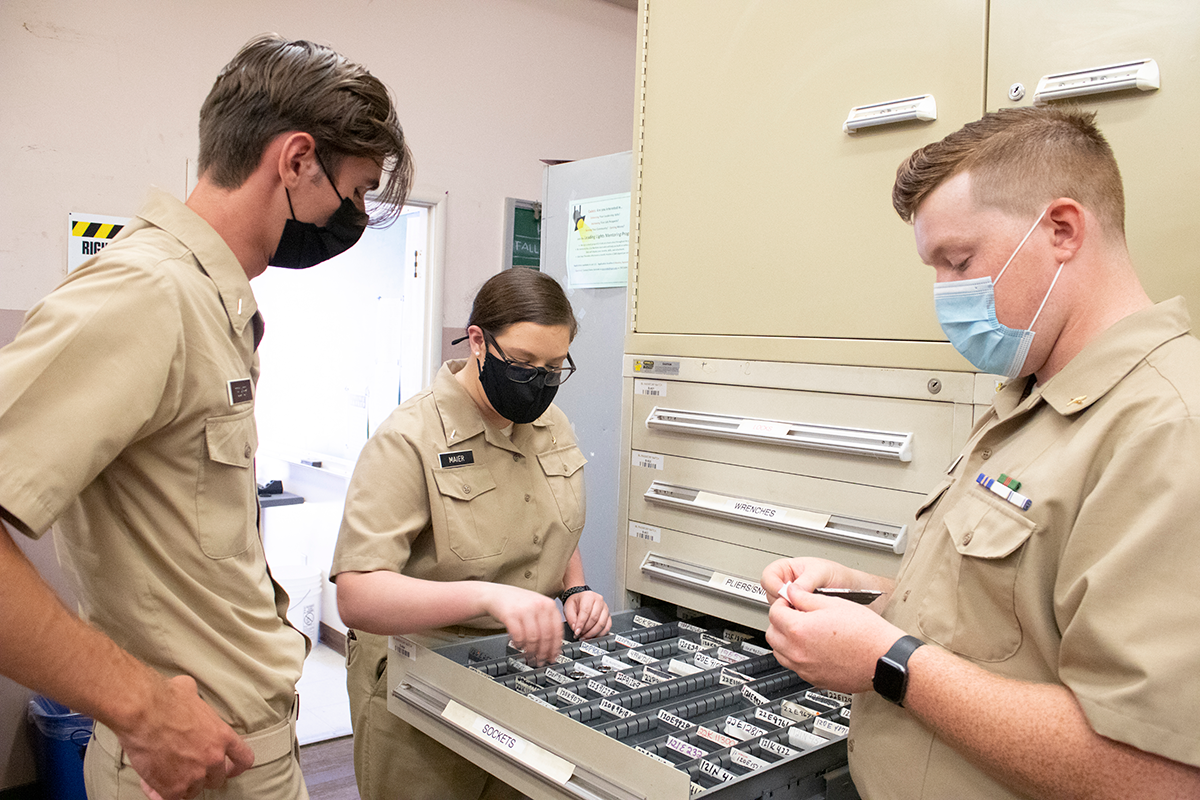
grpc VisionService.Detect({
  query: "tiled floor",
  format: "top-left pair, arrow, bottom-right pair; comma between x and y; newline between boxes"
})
297,643 -> 353,745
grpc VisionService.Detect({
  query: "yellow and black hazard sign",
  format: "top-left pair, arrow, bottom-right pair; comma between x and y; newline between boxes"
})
68,212 -> 130,273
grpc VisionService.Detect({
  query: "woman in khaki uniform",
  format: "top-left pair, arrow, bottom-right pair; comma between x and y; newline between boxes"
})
331,268 -> 612,800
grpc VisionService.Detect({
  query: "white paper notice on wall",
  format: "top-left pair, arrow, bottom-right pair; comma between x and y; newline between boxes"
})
441,700 -> 575,785
69,213 -> 130,273
565,192 -> 631,289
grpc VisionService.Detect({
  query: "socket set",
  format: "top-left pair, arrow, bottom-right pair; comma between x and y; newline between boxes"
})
441,608 -> 852,797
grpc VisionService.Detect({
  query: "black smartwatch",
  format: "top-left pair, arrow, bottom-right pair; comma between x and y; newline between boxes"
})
559,584 -> 591,603
873,634 -> 925,706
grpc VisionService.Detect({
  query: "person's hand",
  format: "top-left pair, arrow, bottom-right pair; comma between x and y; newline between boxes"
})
564,591 -> 611,640
115,674 -> 254,800
766,586 -> 901,694
761,557 -> 851,602
480,584 -> 564,666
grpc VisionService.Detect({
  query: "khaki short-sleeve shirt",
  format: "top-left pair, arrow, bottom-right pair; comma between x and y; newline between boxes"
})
331,360 -> 587,623
0,188 -> 305,733
851,298 -> 1200,799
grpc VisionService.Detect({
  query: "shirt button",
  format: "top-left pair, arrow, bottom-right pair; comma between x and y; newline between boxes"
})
513,453 -> 520,462
902,590 -> 910,602
463,485 -> 472,495
244,443 -> 252,459
524,570 -> 532,579
533,535 -> 540,544
963,531 -> 974,545
981,449 -> 992,460
524,494 -> 531,503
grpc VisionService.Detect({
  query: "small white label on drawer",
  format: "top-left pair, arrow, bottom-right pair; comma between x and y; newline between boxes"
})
579,641 -> 606,657
631,450 -> 664,470
601,655 -> 632,671
804,691 -> 841,709
694,652 -> 723,670
614,671 -> 646,690
556,687 -> 586,705
633,615 -> 659,628
513,676 -> 540,695
696,726 -> 737,748
717,647 -> 750,664
542,668 -> 569,685
668,658 -> 703,677
627,649 -> 657,665
634,745 -> 675,766
760,738 -> 799,758
635,379 -> 668,396
736,419 -> 791,438
599,699 -> 635,719
700,632 -> 730,648
741,642 -> 771,657
699,759 -> 738,783
678,620 -> 706,633
441,700 -> 575,785
730,748 -> 770,771
527,693 -> 556,710
507,657 -> 532,673
642,666 -> 671,683
628,522 -> 662,543
813,717 -> 850,739
690,782 -> 705,796
613,634 -> 640,648
677,638 -> 703,654
666,736 -> 706,760
741,685 -> 770,706
780,700 -> 819,721
657,709 -> 691,729
390,636 -> 417,660
587,679 -> 617,697
573,663 -> 603,678
709,572 -> 768,603
755,708 -> 794,729
719,667 -> 753,686
788,727 -> 828,749
722,629 -> 753,643
724,716 -> 768,741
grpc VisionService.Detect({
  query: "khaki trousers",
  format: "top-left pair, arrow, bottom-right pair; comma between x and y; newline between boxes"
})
83,713 -> 308,800
346,629 -> 524,800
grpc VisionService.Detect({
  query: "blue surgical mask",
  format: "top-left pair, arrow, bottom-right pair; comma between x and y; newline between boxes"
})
933,208 -> 1064,379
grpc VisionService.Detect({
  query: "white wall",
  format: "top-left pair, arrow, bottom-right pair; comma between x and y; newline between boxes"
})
0,0 -> 635,787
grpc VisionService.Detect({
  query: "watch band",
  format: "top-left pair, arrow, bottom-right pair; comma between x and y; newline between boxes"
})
559,584 -> 591,603
873,634 -> 925,706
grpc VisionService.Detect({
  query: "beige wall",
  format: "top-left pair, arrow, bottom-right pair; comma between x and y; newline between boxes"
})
0,0 -> 635,787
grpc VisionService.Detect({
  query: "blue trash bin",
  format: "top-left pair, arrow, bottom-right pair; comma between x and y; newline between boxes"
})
27,695 -> 92,800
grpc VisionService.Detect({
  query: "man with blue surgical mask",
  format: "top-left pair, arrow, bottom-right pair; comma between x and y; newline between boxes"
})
761,106 -> 1200,800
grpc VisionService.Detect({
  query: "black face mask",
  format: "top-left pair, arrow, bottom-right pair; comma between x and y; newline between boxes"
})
270,155 -> 368,270
478,351 -> 559,424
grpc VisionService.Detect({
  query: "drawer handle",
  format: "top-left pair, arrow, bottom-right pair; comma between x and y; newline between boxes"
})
646,406 -> 913,462
639,552 -> 769,606
843,94 -> 936,133
644,481 -> 907,555
1034,59 -> 1159,103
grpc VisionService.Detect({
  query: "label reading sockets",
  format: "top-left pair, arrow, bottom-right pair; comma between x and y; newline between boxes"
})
627,649 -> 657,665
699,759 -> 738,783
599,699 -> 635,719
759,738 -> 799,759
657,709 -> 690,729
587,679 -> 617,698
555,688 -> 586,705
755,708 -> 794,728
813,717 -> 850,739
730,749 -> 770,771
724,716 -> 768,741
666,736 -> 706,760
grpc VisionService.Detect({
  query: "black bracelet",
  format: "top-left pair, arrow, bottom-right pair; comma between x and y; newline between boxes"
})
559,585 -> 591,603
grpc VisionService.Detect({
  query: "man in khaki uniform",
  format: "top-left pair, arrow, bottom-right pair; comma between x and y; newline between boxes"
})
0,35 -> 411,800
762,107 -> 1200,799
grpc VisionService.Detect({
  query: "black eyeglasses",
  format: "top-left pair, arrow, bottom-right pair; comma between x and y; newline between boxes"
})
483,330 -> 576,386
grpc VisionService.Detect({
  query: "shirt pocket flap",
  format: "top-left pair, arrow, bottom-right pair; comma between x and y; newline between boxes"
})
204,412 -> 256,468
943,493 -> 1035,559
432,464 -> 497,501
537,446 -> 587,478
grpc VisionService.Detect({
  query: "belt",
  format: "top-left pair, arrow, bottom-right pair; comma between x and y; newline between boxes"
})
92,697 -> 299,768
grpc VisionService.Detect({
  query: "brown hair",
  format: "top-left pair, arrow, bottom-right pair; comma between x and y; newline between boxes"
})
468,268 -> 578,340
197,34 -> 413,224
893,106 -> 1125,238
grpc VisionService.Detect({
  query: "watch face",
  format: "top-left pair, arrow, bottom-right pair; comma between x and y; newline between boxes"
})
873,657 -> 907,705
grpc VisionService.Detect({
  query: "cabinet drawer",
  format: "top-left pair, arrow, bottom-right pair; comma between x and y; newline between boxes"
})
630,378 -> 957,494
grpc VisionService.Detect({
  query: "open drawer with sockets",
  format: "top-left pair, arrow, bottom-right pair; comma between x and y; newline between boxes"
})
388,608 -> 859,800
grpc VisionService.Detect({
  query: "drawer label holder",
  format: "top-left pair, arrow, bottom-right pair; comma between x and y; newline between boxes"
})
441,700 -> 575,785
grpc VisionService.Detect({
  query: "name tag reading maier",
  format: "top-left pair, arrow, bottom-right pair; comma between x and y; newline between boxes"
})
438,450 -> 475,469
227,378 -> 253,405
441,700 -> 574,785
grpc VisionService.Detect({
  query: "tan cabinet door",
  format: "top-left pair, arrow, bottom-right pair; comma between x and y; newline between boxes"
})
634,0 -> 986,343
987,0 -> 1200,313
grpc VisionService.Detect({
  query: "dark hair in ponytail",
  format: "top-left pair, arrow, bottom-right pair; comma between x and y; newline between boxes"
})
468,268 -> 578,340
